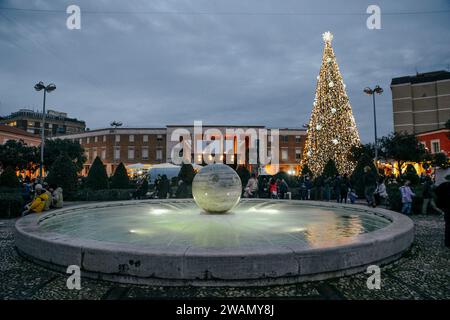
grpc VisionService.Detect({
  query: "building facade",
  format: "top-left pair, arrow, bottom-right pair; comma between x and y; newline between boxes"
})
391,70 -> 450,134
0,124 -> 41,146
416,128 -> 450,157
1,109 -> 86,137
59,125 -> 306,176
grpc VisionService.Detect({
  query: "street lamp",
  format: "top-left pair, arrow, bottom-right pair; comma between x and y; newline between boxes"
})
364,85 -> 383,160
34,81 -> 56,182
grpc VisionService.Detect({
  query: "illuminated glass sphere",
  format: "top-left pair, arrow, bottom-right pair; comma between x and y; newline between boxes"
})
192,164 -> 242,214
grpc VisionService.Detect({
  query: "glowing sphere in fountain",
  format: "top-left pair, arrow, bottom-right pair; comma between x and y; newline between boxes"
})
192,163 -> 242,213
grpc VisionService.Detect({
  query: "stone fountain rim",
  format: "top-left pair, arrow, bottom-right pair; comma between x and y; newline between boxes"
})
14,199 -> 414,286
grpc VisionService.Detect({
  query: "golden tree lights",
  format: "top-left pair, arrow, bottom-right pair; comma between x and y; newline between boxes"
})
302,32 -> 361,176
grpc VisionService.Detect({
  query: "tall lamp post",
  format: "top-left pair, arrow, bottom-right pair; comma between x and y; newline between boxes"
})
363,85 -> 383,160
34,81 -> 56,182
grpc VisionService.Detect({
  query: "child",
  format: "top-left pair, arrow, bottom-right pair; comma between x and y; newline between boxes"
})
349,189 -> 358,204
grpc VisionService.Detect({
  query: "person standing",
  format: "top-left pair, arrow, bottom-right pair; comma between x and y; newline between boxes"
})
323,177 -> 331,201
258,177 -> 268,198
435,176 -> 450,248
340,174 -> 350,204
314,175 -> 324,201
400,180 -> 415,215
244,174 -> 258,198
373,177 -> 388,207
269,178 -> 278,199
333,174 -> 342,203
362,166 -> 377,207
422,176 -> 444,215
279,178 -> 288,200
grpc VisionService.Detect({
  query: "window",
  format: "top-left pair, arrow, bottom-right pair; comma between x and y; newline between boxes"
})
128,147 -> 135,160
115,135 -> 120,142
79,138 -> 82,145
114,147 -> 120,160
295,148 -> 302,160
281,148 -> 288,161
101,148 -> 106,160
92,148 -> 97,159
143,135 -> 148,143
94,136 -> 98,143
85,148 -> 89,161
431,139 -> 441,154
156,149 -> 163,160
142,148 -> 149,160
157,135 -> 163,145
281,135 -> 289,143
103,135 -> 106,142
295,136 -> 301,143
87,137 -> 90,144
129,135 -> 134,142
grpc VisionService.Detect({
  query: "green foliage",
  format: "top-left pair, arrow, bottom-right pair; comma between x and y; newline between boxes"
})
0,140 -> 38,172
0,192 -> 24,218
73,189 -> 133,201
349,144 -> 375,162
380,132 -> 426,171
321,159 -> 338,178
301,165 -> 312,177
110,162 -> 130,189
275,171 -> 298,188
178,163 -> 196,185
46,154 -> 79,197
236,165 -> 250,188
432,152 -> 450,169
43,139 -> 86,172
0,167 -> 19,188
86,157 -> 108,190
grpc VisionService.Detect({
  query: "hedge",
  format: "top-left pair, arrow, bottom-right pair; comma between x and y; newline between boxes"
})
0,193 -> 24,218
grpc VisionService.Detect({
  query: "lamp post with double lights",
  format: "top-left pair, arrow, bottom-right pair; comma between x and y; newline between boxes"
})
363,85 -> 383,160
34,81 -> 56,182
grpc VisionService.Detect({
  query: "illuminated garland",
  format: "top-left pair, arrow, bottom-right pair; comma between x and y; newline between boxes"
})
302,31 -> 361,176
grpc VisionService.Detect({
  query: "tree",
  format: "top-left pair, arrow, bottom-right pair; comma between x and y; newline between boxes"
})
0,166 -> 19,188
178,163 -> 195,185
85,157 -> 108,190
0,140 -> 38,172
432,152 -> 450,169
350,154 -> 378,197
322,159 -> 339,178
302,32 -> 361,176
43,139 -> 86,172
46,154 -> 79,197
380,132 -> 426,173
110,162 -> 130,189
349,144 -> 375,163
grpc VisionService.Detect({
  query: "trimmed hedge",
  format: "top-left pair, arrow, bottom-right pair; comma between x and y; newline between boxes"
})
73,189 -> 133,201
0,192 -> 24,218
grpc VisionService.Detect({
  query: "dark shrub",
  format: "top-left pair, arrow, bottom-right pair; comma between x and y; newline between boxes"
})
46,154 -> 79,198
110,162 -> 130,189
0,192 -> 24,218
350,154 -> 378,198
178,163 -> 195,185
322,159 -> 338,178
0,167 -> 19,188
86,157 -> 108,190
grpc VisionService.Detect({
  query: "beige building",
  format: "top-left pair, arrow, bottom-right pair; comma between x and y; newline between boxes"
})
391,70 -> 450,134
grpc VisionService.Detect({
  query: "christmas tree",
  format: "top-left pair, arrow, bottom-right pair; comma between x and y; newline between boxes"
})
302,31 -> 361,176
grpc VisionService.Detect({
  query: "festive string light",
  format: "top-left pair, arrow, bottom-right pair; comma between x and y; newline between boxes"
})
302,32 -> 361,176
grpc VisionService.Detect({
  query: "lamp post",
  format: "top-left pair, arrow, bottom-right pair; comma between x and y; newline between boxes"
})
364,85 -> 383,160
34,81 -> 56,182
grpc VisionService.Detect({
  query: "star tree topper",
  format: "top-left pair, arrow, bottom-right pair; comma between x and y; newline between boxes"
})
322,31 -> 333,43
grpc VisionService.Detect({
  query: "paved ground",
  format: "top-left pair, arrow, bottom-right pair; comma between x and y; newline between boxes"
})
0,209 -> 449,300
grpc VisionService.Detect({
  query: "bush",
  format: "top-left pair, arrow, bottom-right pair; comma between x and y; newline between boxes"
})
46,154 -> 79,198
85,157 -> 109,190
0,192 -> 24,218
110,162 -> 130,189
0,166 -> 19,188
73,189 -> 133,201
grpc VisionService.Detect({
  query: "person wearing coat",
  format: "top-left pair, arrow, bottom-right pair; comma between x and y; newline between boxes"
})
50,186 -> 64,209
22,184 -> 48,216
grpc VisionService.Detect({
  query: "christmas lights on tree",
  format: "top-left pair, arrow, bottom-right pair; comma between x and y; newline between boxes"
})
302,32 -> 361,176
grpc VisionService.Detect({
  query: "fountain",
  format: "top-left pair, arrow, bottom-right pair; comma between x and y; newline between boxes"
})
15,164 -> 414,286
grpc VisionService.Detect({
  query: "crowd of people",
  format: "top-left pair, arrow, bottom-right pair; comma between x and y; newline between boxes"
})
21,180 -> 64,216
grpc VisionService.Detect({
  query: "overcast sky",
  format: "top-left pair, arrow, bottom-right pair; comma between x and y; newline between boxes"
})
0,0 -> 449,143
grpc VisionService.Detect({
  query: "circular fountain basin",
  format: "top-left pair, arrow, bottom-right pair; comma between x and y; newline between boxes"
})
15,199 -> 414,286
